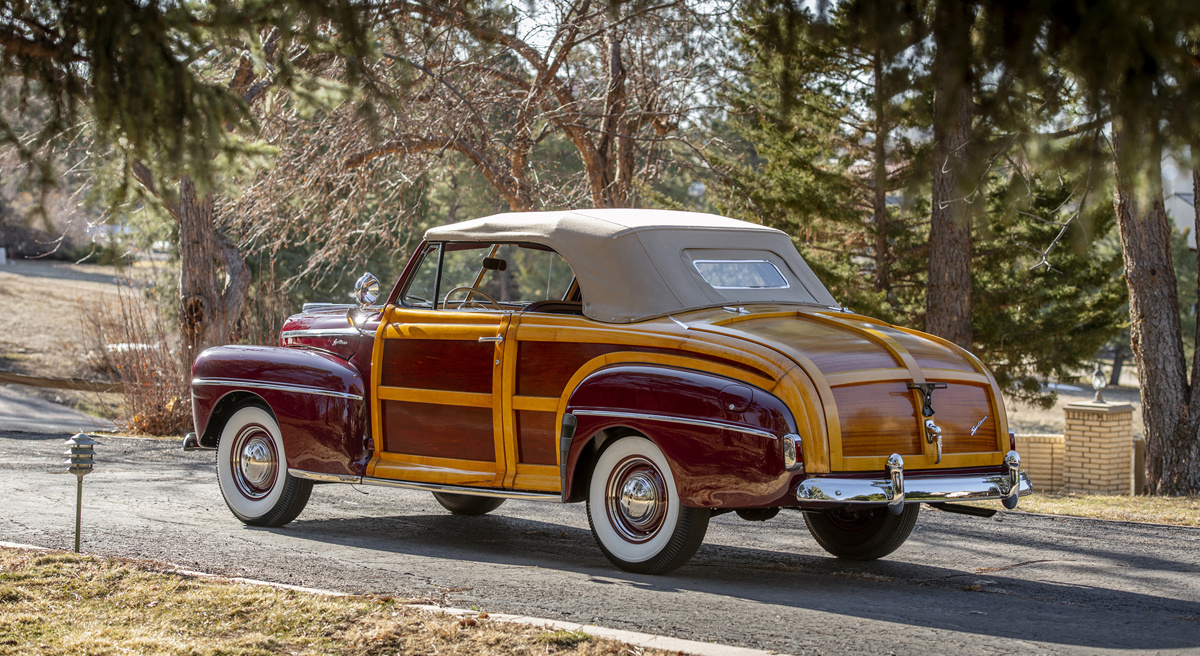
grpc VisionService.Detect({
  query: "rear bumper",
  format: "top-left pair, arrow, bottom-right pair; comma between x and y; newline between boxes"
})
795,450 -> 1032,514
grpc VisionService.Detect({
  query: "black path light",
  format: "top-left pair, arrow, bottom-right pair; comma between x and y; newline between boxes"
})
64,433 -> 97,553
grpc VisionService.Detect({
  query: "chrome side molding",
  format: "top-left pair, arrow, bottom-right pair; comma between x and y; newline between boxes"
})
571,409 -> 779,441
796,450 -> 1033,511
191,377 -> 364,402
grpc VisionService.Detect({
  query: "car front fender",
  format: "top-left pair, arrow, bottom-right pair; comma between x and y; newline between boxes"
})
191,345 -> 369,477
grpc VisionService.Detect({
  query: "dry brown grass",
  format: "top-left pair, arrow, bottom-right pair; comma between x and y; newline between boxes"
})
0,548 -> 674,656
1015,492 -> 1200,527
82,287 -> 191,436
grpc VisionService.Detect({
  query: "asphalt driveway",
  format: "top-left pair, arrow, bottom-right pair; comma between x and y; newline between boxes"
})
1,431 -> 1197,655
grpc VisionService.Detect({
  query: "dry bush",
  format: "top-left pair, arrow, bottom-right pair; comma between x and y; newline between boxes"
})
83,286 -> 191,436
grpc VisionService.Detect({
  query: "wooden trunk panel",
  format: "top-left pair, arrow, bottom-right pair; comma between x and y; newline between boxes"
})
833,382 -> 923,457
515,410 -> 558,466
933,384 -> 1000,453
380,339 -> 494,393
748,318 -> 898,375
882,328 -> 976,373
382,399 -> 495,461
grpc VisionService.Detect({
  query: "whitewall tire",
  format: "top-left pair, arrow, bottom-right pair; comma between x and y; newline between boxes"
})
216,405 -> 312,527
586,435 -> 709,574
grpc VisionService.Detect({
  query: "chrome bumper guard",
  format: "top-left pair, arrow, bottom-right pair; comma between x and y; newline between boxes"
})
181,432 -> 214,452
796,451 -> 1032,515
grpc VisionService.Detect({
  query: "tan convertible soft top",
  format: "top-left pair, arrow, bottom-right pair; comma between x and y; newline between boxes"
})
424,209 -> 839,323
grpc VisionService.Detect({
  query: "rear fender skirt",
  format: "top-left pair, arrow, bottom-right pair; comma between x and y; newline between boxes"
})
563,364 -> 802,508
191,345 -> 369,476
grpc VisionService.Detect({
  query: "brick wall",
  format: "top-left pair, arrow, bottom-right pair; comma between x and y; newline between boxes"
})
1014,434 -> 1063,492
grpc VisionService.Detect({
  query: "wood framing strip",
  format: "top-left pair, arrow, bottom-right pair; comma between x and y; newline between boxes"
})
513,395 -> 560,412
377,386 -> 492,408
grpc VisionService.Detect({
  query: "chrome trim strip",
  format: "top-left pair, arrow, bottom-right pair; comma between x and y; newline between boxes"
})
301,302 -> 384,312
191,377 -> 365,401
572,409 -> 778,441
666,315 -> 690,330
289,469 -> 362,483
796,461 -> 1033,507
361,477 -> 562,502
281,327 -> 375,339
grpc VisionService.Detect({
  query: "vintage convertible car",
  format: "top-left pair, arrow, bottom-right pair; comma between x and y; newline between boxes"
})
185,209 -> 1031,574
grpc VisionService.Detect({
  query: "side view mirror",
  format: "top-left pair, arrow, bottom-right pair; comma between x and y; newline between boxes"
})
354,272 -> 379,308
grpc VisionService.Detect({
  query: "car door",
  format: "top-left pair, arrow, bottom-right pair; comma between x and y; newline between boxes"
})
367,242 -> 511,487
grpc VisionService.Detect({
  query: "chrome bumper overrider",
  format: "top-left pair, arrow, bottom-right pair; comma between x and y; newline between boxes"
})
795,451 -> 1032,515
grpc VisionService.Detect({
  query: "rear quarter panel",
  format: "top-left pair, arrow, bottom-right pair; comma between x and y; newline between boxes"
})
564,364 -> 803,508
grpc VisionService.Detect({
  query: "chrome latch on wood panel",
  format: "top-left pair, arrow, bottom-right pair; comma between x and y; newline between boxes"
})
924,418 -> 943,464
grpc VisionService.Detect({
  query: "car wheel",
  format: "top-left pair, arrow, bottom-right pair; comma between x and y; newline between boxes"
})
803,504 -> 919,560
586,436 -> 709,575
432,492 -> 506,515
216,405 -> 312,527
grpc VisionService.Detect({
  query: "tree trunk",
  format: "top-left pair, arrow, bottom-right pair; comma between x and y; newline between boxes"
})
1109,344 -> 1125,387
871,47 -> 891,296
177,178 -> 250,375
925,0 -> 975,349
598,27 -> 628,208
1110,125 -> 1198,494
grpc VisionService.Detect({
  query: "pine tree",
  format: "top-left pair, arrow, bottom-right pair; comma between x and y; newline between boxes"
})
715,0 -> 1127,406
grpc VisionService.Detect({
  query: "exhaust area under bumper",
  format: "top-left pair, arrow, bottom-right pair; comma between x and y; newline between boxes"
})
795,450 -> 1032,515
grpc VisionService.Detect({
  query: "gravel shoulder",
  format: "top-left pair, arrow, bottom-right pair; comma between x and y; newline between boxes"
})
2,432 -> 1197,656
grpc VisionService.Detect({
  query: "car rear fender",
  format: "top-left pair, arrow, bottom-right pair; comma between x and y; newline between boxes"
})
562,364 -> 802,508
191,345 -> 369,477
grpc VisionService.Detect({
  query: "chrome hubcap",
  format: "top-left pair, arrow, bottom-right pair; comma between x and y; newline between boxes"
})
240,438 -> 274,487
619,473 -> 659,526
231,425 -> 277,500
606,456 -> 667,543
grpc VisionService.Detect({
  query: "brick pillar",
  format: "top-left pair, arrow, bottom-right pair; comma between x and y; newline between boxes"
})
1063,401 -> 1134,494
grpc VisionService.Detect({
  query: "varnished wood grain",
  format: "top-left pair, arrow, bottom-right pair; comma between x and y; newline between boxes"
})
885,329 -> 976,373
833,383 -> 924,457
514,341 -> 760,397
515,410 -> 558,465
933,384 -> 1001,453
380,339 -> 494,393
382,399 -> 496,461
743,318 -> 899,375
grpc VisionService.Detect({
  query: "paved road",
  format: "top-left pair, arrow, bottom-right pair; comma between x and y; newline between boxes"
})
0,385 -> 117,433
2,432 -> 1198,655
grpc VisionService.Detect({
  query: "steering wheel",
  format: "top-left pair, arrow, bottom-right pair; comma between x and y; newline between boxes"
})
443,286 -> 503,310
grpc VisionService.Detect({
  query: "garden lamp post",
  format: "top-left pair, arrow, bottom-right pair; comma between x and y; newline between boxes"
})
1091,362 -> 1107,404
64,433 -> 96,553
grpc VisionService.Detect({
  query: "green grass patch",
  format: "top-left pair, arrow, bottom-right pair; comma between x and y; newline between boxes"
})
536,629 -> 593,648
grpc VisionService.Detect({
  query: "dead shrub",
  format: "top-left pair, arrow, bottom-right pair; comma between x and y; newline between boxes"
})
83,286 -> 191,436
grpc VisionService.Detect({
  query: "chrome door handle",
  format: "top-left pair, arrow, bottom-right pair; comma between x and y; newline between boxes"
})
478,336 -> 503,343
